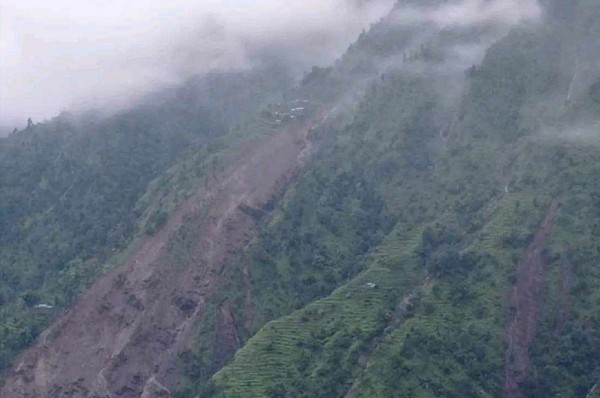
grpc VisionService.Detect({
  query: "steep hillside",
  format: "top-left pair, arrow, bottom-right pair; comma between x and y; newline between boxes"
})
1,0 -> 599,397
201,3 -> 600,398
1,108 -> 323,396
0,66 -> 290,378
0,102 -> 224,372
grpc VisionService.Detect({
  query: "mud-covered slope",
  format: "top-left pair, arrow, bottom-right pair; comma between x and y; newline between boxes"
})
0,65 -> 292,376
0,112 -> 326,397
503,200 -> 558,397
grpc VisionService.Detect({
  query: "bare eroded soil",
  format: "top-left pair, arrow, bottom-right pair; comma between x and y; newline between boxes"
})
1,116 -> 324,398
503,201 -> 558,398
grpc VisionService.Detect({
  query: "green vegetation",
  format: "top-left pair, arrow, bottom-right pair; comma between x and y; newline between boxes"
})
0,66 -> 291,373
2,0 -> 600,396
0,102 -> 224,370
199,8 -> 600,397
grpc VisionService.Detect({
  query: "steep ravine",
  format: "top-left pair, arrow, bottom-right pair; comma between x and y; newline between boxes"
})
0,116 -> 324,398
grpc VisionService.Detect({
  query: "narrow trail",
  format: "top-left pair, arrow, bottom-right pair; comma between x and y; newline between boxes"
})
566,52 -> 581,105
587,382 -> 599,398
97,368 -> 113,398
1,113 -> 328,398
503,200 -> 558,398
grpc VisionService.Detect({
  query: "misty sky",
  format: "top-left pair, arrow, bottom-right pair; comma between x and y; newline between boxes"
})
0,0 -> 394,126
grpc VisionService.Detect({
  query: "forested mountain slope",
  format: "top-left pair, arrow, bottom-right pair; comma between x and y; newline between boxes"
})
1,0 -> 599,397
204,1 -> 600,397
0,67 -> 291,377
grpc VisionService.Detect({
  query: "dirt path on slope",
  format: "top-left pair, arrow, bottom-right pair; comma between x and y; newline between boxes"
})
1,114 -> 328,398
503,200 -> 558,398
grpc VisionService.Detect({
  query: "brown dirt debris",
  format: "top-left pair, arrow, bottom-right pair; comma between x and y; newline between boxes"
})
503,200 -> 559,398
1,114 -> 328,398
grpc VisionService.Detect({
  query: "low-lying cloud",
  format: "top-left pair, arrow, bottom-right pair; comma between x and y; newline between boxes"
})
391,0 -> 541,28
0,0 -> 393,125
